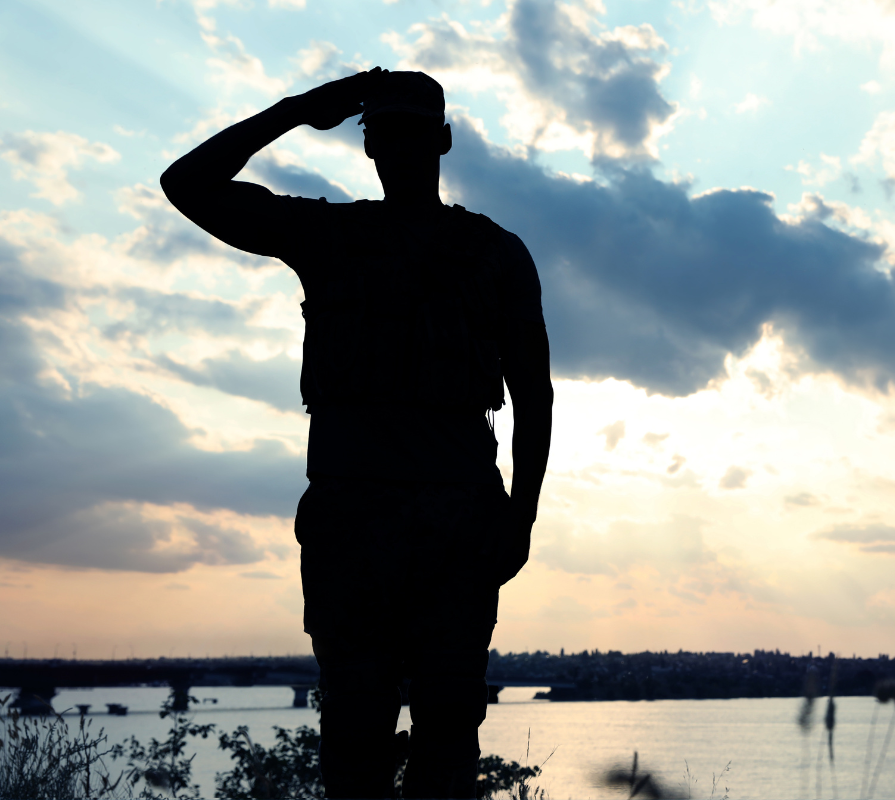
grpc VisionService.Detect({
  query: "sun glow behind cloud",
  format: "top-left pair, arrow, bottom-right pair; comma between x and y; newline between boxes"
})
1,0 -> 895,659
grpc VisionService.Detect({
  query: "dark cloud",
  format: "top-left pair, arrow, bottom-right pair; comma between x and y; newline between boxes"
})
97,284 -> 298,360
103,286 -> 271,342
719,466 -> 750,490
0,266 -> 306,571
398,0 -> 673,158
443,116 -> 895,395
842,172 -> 861,194
118,184 -> 270,268
303,114 -> 367,152
508,0 -> 673,152
599,420 -> 625,451
0,259 -> 68,316
155,350 -> 303,413
666,454 -> 685,475
785,492 -> 820,507
250,155 -> 354,204
240,570 -> 284,579
813,523 -> 895,555
18,506 -> 266,574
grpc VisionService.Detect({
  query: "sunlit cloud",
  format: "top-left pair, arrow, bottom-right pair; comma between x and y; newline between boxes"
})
0,130 -> 120,206
785,153 -> 841,186
853,110 -> 895,180
708,0 -> 895,68
384,0 -> 677,161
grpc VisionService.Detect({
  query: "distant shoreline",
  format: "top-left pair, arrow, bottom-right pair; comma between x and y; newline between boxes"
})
2,648 -> 892,704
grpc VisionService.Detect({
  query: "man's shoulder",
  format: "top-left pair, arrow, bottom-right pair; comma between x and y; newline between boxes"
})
449,209 -> 543,323
448,205 -> 528,251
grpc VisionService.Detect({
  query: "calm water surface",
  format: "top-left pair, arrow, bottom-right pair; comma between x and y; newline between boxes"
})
39,686 -> 895,799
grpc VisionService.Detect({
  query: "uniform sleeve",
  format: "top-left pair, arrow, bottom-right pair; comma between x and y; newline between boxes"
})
273,196 -> 343,288
500,229 -> 545,324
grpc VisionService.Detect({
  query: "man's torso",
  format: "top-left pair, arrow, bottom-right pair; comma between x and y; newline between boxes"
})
277,198 -> 544,484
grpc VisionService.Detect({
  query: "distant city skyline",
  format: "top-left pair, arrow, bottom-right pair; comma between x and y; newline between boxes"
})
2,0 -> 895,659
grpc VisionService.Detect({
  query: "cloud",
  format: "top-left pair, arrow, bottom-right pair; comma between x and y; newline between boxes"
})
116,184 -> 271,268
733,93 -> 768,114
16,505 -> 267,573
200,25 -> 291,96
155,350 -> 304,412
599,420 -> 626,451
786,154 -> 841,186
812,523 -> 895,555
719,466 -> 751,489
240,570 -> 285,578
386,0 -> 675,160
537,514 -> 717,577
0,264 -> 306,571
0,130 -> 120,206
861,80 -> 882,94
708,0 -> 895,67
269,0 -> 305,7
290,41 -> 358,82
249,153 -> 355,203
442,114 -> 895,395
642,432 -> 669,447
666,454 -> 686,475
102,286 -> 273,345
785,491 -> 819,507
113,125 -> 145,138
853,111 -> 895,180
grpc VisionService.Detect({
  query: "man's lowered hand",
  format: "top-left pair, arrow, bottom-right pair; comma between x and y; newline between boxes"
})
490,501 -> 534,587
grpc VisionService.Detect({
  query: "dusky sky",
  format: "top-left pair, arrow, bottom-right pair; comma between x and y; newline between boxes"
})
2,0 -> 895,660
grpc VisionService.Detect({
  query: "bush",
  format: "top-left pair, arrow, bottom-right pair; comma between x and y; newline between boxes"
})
0,693 -> 126,800
214,725 -> 323,799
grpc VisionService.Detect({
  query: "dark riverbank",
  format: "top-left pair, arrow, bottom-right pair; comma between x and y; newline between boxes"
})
3,648 -> 892,705
486,648 -> 893,701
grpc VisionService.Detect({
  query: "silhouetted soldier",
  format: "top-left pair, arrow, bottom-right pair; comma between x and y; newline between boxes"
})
161,68 -> 553,799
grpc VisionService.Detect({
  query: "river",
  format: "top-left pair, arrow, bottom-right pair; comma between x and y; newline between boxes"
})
37,686 -> 895,799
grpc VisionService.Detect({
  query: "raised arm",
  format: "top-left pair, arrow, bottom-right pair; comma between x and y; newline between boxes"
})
160,68 -> 385,257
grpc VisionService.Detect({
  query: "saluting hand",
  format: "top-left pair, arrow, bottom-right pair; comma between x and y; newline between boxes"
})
299,67 -> 388,131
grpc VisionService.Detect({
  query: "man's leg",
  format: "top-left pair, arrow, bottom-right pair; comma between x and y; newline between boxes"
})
400,649 -> 491,799
400,483 -> 506,799
313,638 -> 403,799
296,479 -> 414,799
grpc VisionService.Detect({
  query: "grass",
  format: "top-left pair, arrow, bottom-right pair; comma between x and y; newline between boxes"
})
0,693 -> 126,799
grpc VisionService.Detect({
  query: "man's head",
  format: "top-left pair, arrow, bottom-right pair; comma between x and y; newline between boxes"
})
360,71 -> 452,204
359,70 -> 445,126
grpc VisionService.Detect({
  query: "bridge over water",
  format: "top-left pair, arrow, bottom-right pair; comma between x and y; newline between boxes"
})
0,657 -> 573,714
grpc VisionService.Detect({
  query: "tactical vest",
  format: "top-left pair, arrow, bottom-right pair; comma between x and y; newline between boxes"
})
299,202 -> 506,414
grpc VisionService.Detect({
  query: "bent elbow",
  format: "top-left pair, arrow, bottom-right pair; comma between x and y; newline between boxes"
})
159,164 -> 183,202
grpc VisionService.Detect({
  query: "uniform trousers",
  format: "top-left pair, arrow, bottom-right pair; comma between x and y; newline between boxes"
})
295,477 -> 507,799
